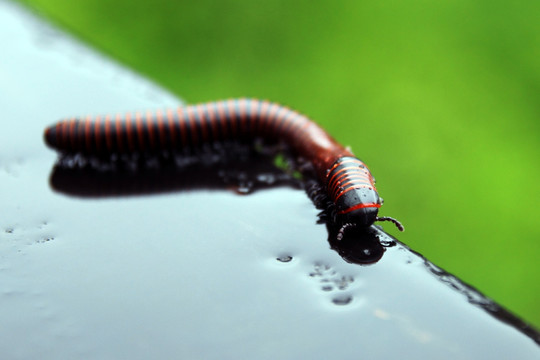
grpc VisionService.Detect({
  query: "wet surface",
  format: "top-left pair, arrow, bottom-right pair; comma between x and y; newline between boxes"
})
1,1 -> 539,359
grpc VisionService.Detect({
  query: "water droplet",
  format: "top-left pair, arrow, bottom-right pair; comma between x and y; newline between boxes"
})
236,181 -> 254,194
332,295 -> 352,306
257,173 -> 276,185
37,237 -> 54,243
276,255 -> 292,263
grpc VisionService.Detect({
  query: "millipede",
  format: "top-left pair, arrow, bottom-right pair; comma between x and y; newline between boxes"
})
44,98 -> 403,236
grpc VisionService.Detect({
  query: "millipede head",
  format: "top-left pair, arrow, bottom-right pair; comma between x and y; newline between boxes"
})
337,215 -> 404,241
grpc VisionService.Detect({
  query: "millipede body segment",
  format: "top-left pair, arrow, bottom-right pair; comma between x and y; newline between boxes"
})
44,98 -> 402,232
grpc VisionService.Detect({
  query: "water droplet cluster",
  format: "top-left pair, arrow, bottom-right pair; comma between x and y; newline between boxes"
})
275,255 -> 356,307
309,263 -> 355,306
1,220 -> 55,252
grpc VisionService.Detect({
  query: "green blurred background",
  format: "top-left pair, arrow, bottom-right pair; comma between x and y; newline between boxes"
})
17,0 -> 539,327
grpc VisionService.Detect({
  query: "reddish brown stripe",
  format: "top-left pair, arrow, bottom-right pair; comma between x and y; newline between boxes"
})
216,101 -> 228,139
84,116 -> 92,152
249,99 -> 259,133
329,168 -> 372,190
289,119 -> 311,141
104,115 -> 112,151
115,114 -> 123,152
135,112 -> 145,151
226,99 -> 237,136
272,106 -> 288,135
166,109 -> 176,146
185,106 -> 198,145
336,178 -> 373,192
326,158 -> 365,181
77,118 -> 85,152
256,101 -> 270,135
94,115 -> 101,152
146,110 -> 156,150
329,175 -> 374,200
195,104 -> 208,142
69,118 -> 76,151
177,107 -> 189,146
239,98 -> 248,133
126,113 -> 136,152
156,109 -> 166,148
338,203 -> 381,214
334,185 -> 369,202
278,110 -> 299,137
206,103 -> 219,141
57,122 -> 64,148
328,165 -> 366,195
264,103 -> 280,135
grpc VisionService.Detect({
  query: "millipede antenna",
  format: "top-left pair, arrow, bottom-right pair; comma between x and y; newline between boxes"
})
376,216 -> 404,232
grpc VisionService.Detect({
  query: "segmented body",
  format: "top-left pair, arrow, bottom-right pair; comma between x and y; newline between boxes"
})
44,98 -> 400,231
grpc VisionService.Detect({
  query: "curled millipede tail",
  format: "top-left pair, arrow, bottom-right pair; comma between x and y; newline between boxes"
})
337,223 -> 356,241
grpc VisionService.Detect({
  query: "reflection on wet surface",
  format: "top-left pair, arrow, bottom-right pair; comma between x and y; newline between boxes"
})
1,1 -> 539,359
48,145 -> 395,268
49,146 -> 300,197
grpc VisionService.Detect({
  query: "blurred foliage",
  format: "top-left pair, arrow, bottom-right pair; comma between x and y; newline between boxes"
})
16,0 -> 540,327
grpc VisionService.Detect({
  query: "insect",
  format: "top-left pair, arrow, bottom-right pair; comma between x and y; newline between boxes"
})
44,98 -> 403,237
